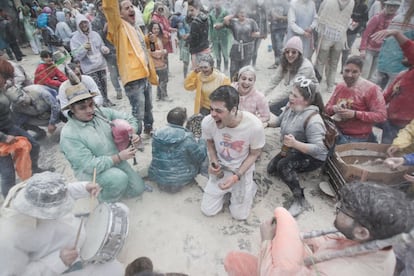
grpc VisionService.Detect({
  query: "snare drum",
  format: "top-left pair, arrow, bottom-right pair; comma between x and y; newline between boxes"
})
80,203 -> 129,264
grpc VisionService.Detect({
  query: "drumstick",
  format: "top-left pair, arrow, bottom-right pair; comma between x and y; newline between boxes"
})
74,217 -> 84,248
90,168 -> 97,212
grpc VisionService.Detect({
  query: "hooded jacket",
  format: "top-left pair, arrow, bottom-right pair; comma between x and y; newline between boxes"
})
103,0 -> 158,86
70,14 -> 107,74
148,124 -> 207,188
55,11 -> 74,46
188,12 -> 209,54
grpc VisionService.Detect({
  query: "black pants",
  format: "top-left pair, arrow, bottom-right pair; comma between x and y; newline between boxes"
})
267,151 -> 324,195
269,98 -> 289,116
9,41 -> 23,61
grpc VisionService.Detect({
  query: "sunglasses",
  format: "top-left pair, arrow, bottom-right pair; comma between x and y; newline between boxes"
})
294,76 -> 313,97
285,50 -> 298,55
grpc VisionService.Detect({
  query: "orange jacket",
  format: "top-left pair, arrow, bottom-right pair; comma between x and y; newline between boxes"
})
0,136 -> 32,180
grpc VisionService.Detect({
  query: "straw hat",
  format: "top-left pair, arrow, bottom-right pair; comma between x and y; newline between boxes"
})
61,83 -> 98,110
12,172 -> 75,220
384,0 -> 401,5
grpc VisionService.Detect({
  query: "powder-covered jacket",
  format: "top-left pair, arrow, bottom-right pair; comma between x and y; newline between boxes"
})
184,69 -> 231,114
6,84 -> 61,126
383,40 -> 414,127
103,0 -> 158,86
188,12 -> 209,54
70,14 -> 107,74
60,107 -> 137,180
325,78 -> 386,137
264,58 -> 318,103
149,124 -> 207,188
275,105 -> 328,161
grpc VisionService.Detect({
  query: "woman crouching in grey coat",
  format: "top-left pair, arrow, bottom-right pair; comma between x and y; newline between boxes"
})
267,76 -> 328,217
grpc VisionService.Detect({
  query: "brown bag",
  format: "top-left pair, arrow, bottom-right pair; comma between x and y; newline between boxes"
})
304,111 -> 338,150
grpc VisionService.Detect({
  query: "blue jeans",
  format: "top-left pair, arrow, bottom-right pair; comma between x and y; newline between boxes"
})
336,132 -> 377,145
0,125 -> 40,197
124,78 -> 153,134
105,54 -> 122,92
270,29 -> 285,61
378,121 -> 403,144
156,68 -> 169,99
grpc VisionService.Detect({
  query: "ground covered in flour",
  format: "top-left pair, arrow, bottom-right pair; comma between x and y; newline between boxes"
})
13,38 -> 339,275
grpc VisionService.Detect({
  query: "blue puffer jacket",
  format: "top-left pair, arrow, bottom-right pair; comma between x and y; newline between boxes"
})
149,124 -> 207,189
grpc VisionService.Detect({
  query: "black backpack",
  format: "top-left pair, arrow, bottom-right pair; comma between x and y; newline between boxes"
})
41,26 -> 62,47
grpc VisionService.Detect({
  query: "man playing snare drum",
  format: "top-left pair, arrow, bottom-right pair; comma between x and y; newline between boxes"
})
0,171 -> 125,275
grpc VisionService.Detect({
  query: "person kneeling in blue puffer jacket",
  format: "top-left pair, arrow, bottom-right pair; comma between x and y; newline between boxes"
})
149,107 -> 207,193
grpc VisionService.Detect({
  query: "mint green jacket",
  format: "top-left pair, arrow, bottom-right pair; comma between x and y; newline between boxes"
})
60,107 -> 145,202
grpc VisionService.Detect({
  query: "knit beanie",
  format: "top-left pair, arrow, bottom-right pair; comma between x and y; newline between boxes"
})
284,36 -> 303,55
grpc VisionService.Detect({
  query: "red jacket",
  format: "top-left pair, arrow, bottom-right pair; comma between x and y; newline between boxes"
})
34,63 -> 67,88
384,40 -> 414,127
325,78 -> 387,137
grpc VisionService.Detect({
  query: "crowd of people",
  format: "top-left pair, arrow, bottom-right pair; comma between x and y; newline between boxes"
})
0,0 -> 414,275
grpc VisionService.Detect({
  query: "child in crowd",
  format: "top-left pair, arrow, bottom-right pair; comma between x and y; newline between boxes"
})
34,50 -> 67,93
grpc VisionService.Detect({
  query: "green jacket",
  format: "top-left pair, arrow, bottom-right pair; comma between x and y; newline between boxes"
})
60,107 -> 144,202
143,0 -> 155,25
208,7 -> 231,43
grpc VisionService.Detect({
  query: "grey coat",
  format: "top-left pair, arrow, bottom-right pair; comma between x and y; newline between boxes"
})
275,105 -> 328,161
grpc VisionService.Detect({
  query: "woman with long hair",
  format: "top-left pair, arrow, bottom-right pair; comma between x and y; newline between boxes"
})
264,36 -> 319,116
267,76 -> 328,217
145,21 -> 171,102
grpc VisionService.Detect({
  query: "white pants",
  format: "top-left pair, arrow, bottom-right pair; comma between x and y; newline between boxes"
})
315,38 -> 344,88
201,167 -> 256,220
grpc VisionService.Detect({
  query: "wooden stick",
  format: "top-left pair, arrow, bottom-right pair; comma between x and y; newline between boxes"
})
73,217 -> 84,248
90,168 -> 97,212
92,167 -> 96,185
